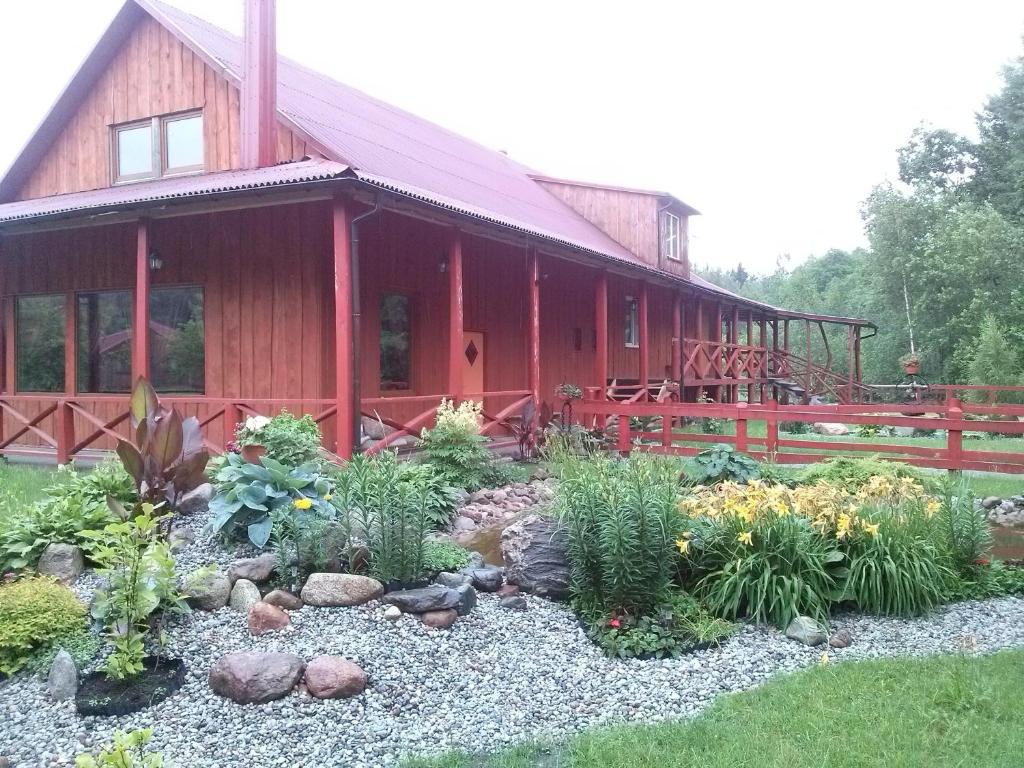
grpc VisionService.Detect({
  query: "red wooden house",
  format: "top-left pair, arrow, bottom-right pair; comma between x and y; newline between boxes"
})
0,0 -> 872,463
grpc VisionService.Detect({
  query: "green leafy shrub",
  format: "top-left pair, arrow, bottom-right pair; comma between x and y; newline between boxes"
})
935,475 -> 992,575
0,575 -> 86,676
24,627 -> 102,678
420,540 -> 473,574
234,410 -> 323,465
210,454 -> 335,548
796,456 -> 923,493
856,423 -> 883,438
418,399 -> 499,491
0,461 -> 134,571
690,444 -> 760,486
558,454 -> 680,618
76,728 -> 166,768
85,510 -> 189,680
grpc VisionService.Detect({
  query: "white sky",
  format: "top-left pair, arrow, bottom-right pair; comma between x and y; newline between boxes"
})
1,1 -> 1022,274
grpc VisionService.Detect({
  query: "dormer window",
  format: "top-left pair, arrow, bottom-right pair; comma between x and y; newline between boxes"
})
113,112 -> 203,183
662,211 -> 681,261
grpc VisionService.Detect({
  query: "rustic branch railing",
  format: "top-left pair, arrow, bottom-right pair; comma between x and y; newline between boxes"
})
576,393 -> 1024,474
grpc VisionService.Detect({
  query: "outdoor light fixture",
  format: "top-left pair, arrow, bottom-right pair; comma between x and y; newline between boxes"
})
439,255 -> 448,273
148,249 -> 164,271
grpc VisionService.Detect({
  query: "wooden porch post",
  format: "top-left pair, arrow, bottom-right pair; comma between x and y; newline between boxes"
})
758,317 -> 767,403
730,305 -> 739,404
694,298 -> 705,399
448,229 -> 464,401
332,195 -> 354,459
638,281 -> 649,398
527,247 -> 540,408
3,295 -> 13,396
854,326 -> 862,389
132,219 -> 150,383
595,271 -> 608,396
713,302 -> 723,403
746,312 -> 754,403
671,292 -> 682,385
805,318 -> 812,399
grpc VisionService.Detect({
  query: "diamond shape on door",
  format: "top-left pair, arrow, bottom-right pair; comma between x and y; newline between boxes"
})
464,339 -> 479,366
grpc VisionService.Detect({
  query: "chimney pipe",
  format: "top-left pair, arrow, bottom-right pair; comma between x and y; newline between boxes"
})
241,0 -> 277,169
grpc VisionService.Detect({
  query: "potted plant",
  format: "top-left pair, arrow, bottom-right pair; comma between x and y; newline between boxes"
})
900,352 -> 921,376
234,415 -> 271,463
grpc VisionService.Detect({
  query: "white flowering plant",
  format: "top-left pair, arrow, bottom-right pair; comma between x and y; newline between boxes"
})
233,410 -> 322,466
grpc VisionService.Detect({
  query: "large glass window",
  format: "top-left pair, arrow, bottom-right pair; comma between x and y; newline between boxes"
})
76,291 -> 133,394
380,293 -> 411,392
113,111 -> 203,183
16,295 -> 65,393
115,124 -> 155,181
164,114 -> 204,173
661,211 -> 681,261
150,286 -> 205,394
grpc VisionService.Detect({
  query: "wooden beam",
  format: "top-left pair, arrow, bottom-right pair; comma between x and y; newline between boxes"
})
671,292 -> 681,384
731,304 -> 740,404
638,281 -> 649,392
64,293 -> 76,395
131,219 -> 150,383
4,294 -> 14,395
595,271 -> 608,394
448,229 -> 464,402
527,247 -> 541,408
241,0 -> 278,169
332,195 -> 354,459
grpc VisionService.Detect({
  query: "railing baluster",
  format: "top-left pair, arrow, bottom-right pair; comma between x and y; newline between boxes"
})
56,400 -> 74,465
617,414 -> 631,456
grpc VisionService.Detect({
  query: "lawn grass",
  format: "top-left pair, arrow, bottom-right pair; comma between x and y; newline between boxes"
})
403,650 -> 1024,768
0,462 -> 58,514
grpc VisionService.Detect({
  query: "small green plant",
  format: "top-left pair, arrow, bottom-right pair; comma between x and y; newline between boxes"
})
420,540 -> 473,574
209,454 -> 335,548
935,475 -> 992,575
696,391 -> 723,435
690,444 -> 760,486
779,420 -> 809,435
76,728 -> 167,768
24,627 -> 102,678
0,575 -> 87,675
796,456 -> 923,493
234,410 -> 323,465
856,423 -> 883,438
85,509 -> 188,680
418,398 -> 499,491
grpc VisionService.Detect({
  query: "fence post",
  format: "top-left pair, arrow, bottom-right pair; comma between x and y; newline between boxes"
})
56,400 -> 74,465
617,414 -> 631,456
226,402 -> 242,449
735,402 -> 748,453
661,406 -> 672,450
947,397 -> 963,470
765,398 -> 779,455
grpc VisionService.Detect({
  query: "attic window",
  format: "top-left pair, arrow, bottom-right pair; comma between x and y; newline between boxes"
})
113,112 -> 204,183
662,211 -> 681,262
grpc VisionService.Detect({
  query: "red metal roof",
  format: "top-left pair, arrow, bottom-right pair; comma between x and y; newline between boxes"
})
0,159 -> 349,223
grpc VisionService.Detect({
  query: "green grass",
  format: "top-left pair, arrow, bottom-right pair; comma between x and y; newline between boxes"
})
0,462 -> 57,514
403,651 -> 1024,768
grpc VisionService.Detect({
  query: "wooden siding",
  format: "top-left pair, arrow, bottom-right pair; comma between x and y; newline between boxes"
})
17,16 -> 312,201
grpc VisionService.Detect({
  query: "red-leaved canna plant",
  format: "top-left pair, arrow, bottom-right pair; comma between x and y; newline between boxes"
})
112,377 -> 210,523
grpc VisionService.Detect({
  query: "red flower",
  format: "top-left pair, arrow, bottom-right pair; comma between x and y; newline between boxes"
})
609,618 -> 621,629
225,440 -> 238,453
975,557 -> 990,566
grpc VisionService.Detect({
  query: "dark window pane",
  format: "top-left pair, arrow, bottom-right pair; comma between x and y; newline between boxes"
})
76,291 -> 132,394
117,124 -> 154,178
16,295 -> 66,393
165,114 -> 203,171
150,287 -> 204,394
380,294 -> 411,392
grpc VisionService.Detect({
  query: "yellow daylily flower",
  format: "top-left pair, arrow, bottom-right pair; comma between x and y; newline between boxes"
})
862,521 -> 880,537
676,537 -> 691,555
737,530 -> 753,546
293,497 -> 312,510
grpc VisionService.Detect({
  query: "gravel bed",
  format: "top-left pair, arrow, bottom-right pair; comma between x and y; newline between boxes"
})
2,589 -> 1023,767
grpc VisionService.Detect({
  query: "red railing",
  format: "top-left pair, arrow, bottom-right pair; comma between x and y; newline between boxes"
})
576,394 -> 1024,474
682,339 -> 768,387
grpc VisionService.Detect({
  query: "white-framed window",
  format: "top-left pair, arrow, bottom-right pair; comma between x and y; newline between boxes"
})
624,296 -> 639,347
113,111 -> 204,184
662,211 -> 681,261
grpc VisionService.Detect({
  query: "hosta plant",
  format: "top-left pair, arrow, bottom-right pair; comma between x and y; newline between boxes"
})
689,444 -> 759,486
209,454 -> 334,548
114,378 -> 209,518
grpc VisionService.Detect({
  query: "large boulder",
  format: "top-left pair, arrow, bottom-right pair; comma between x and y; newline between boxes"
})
248,602 -> 291,636
470,567 -> 503,593
300,573 -> 383,607
812,422 -> 850,436
37,544 -> 84,584
383,585 -> 461,613
185,569 -> 231,611
47,649 -> 78,701
177,483 -> 214,517
500,515 -> 570,600
229,579 -> 262,612
227,553 -> 278,584
454,583 -> 477,616
785,615 -> 827,646
209,652 -> 305,704
303,656 -> 367,699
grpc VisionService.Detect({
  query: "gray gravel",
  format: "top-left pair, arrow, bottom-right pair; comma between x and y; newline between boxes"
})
2,590 -> 1023,767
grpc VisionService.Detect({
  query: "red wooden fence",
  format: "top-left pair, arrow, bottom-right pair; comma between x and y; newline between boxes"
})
576,395 -> 1024,474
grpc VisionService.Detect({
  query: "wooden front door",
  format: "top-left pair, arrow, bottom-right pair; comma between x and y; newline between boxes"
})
463,331 -> 484,396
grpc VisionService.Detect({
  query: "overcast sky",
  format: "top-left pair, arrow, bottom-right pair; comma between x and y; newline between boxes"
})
1,1 -> 1022,274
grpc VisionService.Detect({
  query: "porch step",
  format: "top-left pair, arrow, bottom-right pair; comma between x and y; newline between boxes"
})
770,378 -> 807,400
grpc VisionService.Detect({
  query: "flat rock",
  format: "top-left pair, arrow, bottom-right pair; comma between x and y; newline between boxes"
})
421,608 -> 458,629
786,615 -> 827,646
300,573 -> 384,607
248,602 -> 291,635
454,583 -> 477,616
47,649 -> 78,701
434,571 -> 471,588
177,482 -> 214,517
812,422 -> 850,436
383,585 -> 460,613
500,595 -> 528,611
185,569 -> 231,611
168,526 -> 196,551
263,589 -> 303,611
229,579 -> 261,612
227,553 -> 278,584
501,514 -> 570,600
470,567 -> 503,593
209,652 -> 304,704
453,516 -> 477,532
303,656 -> 367,699
37,544 -> 84,584
497,584 -> 520,598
